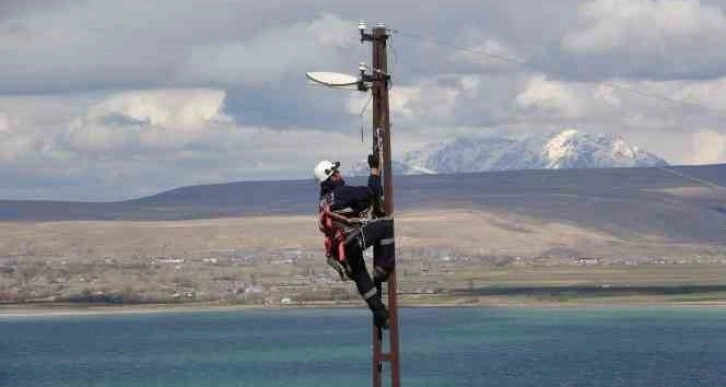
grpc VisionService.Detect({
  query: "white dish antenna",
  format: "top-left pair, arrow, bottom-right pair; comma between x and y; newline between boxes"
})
306,72 -> 359,88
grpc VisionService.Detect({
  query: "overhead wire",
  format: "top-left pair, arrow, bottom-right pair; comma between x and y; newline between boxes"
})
598,81 -> 726,118
388,32 -> 398,89
388,27 -> 726,120
654,165 -> 725,190
314,22 -> 724,188
386,27 -> 726,189
389,28 -> 531,69
327,21 -> 726,119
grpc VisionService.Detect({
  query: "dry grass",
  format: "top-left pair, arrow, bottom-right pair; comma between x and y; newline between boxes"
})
0,209 -> 716,259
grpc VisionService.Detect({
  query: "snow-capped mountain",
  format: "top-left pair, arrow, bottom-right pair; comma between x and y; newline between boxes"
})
345,129 -> 668,176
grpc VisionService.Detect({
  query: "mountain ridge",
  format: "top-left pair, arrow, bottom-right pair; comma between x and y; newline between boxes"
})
347,129 -> 668,176
0,164 -> 725,247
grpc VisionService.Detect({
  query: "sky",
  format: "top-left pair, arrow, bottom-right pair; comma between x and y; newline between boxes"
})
2,0 -> 726,201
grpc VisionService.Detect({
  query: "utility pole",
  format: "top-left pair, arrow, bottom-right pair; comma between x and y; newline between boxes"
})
307,21 -> 401,387
359,22 -> 400,387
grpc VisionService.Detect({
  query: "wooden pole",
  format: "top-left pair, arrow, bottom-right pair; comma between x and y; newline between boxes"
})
370,24 -> 400,387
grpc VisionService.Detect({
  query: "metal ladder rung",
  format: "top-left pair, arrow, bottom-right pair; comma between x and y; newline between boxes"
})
374,352 -> 392,362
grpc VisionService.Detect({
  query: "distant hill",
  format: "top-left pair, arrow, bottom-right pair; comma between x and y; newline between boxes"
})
0,165 -> 725,246
347,129 -> 667,176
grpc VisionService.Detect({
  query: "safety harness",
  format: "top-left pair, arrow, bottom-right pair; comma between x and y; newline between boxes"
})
318,181 -> 388,281
318,199 -> 363,265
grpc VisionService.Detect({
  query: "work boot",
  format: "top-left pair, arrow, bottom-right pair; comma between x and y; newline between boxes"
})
366,296 -> 390,330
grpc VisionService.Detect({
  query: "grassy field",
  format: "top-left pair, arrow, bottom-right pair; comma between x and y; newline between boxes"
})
398,264 -> 726,306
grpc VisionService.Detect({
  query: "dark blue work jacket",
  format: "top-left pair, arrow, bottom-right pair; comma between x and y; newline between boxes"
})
319,174 -> 382,216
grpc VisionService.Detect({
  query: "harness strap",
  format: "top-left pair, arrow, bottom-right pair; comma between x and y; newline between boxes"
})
319,199 -> 394,263
319,199 -> 362,263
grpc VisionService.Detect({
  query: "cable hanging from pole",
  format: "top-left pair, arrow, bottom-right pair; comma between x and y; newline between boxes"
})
359,93 -> 372,143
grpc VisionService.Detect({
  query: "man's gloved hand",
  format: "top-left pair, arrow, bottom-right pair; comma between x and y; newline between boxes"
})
367,153 -> 380,168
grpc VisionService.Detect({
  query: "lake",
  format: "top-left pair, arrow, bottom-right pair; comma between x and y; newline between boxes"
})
1,306 -> 725,386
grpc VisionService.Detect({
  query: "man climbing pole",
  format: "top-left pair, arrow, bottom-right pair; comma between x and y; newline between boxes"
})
314,153 -> 395,329
307,22 -> 400,387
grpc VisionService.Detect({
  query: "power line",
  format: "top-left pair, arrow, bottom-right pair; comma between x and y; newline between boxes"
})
389,27 -> 726,119
389,29 -> 532,70
385,26 -> 726,190
654,165 -> 725,190
600,81 -> 726,118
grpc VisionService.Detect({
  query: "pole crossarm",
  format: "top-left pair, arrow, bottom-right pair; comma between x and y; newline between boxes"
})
357,63 -> 390,92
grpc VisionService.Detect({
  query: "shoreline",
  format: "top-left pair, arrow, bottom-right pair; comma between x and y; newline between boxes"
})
3,297 -> 726,318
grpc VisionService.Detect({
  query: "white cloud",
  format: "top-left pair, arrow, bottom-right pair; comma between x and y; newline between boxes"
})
512,75 -> 726,126
176,13 -> 358,86
0,108 -> 46,162
0,113 -> 10,133
63,89 -> 232,152
0,88 -> 373,199
0,121 -> 42,162
368,74 -> 509,128
593,84 -> 622,107
3,1 -> 726,200
674,77 -> 726,111
3,73 -> 725,200
346,80 -> 462,126
514,75 -> 586,118
0,2 -> 362,93
563,0 -> 726,53
387,86 -> 423,121
689,129 -> 726,164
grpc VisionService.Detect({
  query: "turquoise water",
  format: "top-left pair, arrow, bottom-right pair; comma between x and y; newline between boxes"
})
1,306 -> 725,386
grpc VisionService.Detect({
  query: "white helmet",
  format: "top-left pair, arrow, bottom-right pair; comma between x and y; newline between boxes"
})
313,160 -> 340,184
